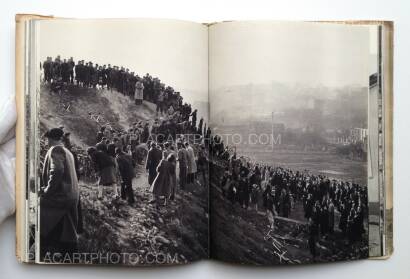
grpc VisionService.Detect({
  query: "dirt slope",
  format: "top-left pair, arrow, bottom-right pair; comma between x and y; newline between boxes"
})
40,84 -> 156,146
40,84 -> 208,265
210,163 -> 368,265
79,164 -> 209,265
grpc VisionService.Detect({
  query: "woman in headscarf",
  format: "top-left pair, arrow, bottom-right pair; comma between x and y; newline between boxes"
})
92,143 -> 119,199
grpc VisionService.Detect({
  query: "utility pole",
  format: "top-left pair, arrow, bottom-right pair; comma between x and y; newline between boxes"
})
271,111 -> 275,150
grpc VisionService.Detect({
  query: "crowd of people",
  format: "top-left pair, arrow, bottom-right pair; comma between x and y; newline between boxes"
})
42,56 -> 200,123
39,120 -> 208,259
39,56 -> 211,260
85,122 -> 208,207
39,55 -> 367,261
212,143 -> 368,258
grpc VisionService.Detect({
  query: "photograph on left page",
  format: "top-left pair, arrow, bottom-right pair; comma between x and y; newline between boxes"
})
32,19 -> 209,265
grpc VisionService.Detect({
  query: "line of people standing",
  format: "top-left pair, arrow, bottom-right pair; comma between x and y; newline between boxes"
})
42,56 -> 199,128
146,139 -> 207,206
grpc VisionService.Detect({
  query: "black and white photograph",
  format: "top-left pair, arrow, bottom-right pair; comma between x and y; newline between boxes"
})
15,16 -> 393,269
209,22 -> 373,264
2,1 -> 409,278
35,19 -> 210,265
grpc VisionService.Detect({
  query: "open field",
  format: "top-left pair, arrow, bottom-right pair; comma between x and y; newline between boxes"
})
237,146 -> 367,186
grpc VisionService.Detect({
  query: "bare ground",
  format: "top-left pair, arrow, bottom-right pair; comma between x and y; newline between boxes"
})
40,84 -> 209,265
78,164 -> 209,265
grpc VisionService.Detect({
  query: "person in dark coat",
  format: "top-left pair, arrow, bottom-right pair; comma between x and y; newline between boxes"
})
61,59 -> 69,83
227,179 -> 237,204
198,118 -> 204,135
328,200 -> 335,234
93,143 -> 119,199
238,171 -> 249,209
43,57 -> 52,82
263,183 -> 274,213
115,148 -> 135,204
280,188 -> 291,218
196,147 -> 208,186
68,57 -> 75,84
339,203 -> 349,235
320,198 -> 329,236
150,154 -> 176,206
190,109 -> 197,130
40,128 -> 79,261
141,123 -> 150,143
145,142 -> 162,186
304,193 -> 314,219
107,143 -> 116,158
308,217 -> 319,261
62,132 -> 83,234
96,126 -> 105,143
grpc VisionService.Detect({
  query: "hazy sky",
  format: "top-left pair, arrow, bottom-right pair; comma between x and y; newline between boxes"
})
38,20 -> 373,123
38,19 -> 208,105
210,21 -> 371,90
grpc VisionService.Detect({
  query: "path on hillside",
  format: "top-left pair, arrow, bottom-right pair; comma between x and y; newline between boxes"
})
78,161 -> 209,265
37,84 -> 209,265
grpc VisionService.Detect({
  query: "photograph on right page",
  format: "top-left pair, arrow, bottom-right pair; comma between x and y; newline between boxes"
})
209,21 -> 380,264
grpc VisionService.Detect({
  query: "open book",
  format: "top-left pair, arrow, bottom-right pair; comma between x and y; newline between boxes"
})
15,15 -> 393,265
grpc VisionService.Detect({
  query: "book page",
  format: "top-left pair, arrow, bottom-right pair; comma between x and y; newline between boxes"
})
209,21 -> 377,264
28,18 -> 209,265
15,14 -> 55,263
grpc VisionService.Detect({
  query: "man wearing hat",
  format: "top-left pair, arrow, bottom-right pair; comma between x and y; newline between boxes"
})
40,127 -> 80,260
